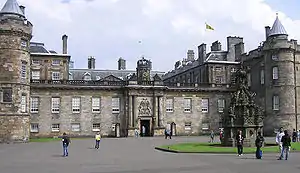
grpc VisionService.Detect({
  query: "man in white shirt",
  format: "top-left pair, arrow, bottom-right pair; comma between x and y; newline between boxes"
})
276,127 -> 285,158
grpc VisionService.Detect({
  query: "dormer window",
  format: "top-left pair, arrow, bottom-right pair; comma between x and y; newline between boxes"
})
83,72 -> 91,81
52,60 -> 61,66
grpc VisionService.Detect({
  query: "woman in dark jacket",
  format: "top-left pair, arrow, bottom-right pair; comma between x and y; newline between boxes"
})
236,130 -> 244,156
279,130 -> 291,160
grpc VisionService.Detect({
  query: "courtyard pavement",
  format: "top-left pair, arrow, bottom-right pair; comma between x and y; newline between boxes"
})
0,136 -> 300,173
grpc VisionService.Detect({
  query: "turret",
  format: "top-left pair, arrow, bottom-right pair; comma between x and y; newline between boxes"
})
0,0 -> 33,142
136,57 -> 152,84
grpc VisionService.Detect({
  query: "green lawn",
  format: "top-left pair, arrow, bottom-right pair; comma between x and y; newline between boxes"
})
158,142 -> 300,153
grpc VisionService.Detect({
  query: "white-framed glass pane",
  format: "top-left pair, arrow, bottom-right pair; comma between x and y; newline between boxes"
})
166,98 -> 174,112
273,95 -> 279,110
201,98 -> 209,113
71,123 -> 80,132
92,97 -> 101,113
21,95 -> 26,113
21,62 -> 26,79
51,124 -> 60,132
31,71 -> 40,80
92,123 -> 100,132
215,76 -> 224,84
72,97 -> 81,113
52,72 -> 60,80
112,97 -> 120,113
52,60 -> 61,65
218,99 -> 225,113
184,98 -> 191,112
185,122 -> 192,131
51,97 -> 60,113
32,59 -> 40,65
272,67 -> 278,80
30,97 -> 39,113
30,123 -> 39,133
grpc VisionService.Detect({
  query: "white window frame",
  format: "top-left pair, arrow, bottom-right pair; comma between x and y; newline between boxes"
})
52,72 -> 60,80
215,76 -> 223,84
30,97 -> 39,113
31,71 -> 40,80
52,59 -> 61,66
218,99 -> 225,113
272,66 -> 278,80
21,39 -> 27,48
51,124 -> 60,132
215,67 -> 222,72
21,62 -> 26,79
112,97 -> 120,113
201,98 -> 209,113
166,98 -> 174,112
32,59 -> 40,65
92,123 -> 101,132
92,97 -> 101,113
51,97 -> 60,113
260,69 -> 265,85
184,122 -> 192,131
273,95 -> 279,111
183,98 -> 191,112
21,94 -> 27,113
71,123 -> 81,132
72,97 -> 81,113
30,123 -> 39,133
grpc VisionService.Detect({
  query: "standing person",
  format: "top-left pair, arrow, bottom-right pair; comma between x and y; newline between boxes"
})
279,130 -> 291,160
141,125 -> 146,137
292,129 -> 297,142
61,133 -> 71,157
210,130 -> 215,143
255,131 -> 265,159
95,132 -> 101,149
219,129 -> 224,143
236,130 -> 244,156
298,130 -> 300,142
134,128 -> 139,138
276,127 -> 285,157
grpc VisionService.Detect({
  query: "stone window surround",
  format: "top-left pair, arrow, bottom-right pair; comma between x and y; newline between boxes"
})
201,98 -> 209,113
92,123 -> 100,132
217,99 -> 225,113
31,70 -> 40,80
72,97 -> 81,113
183,98 -> 192,112
51,97 -> 60,113
71,123 -> 81,132
30,97 -> 39,113
32,59 -> 40,65
52,71 -> 60,80
21,39 -> 28,48
260,69 -> 265,85
91,97 -> 101,113
273,95 -> 279,111
21,94 -> 27,113
184,122 -> 192,131
112,97 -> 120,113
0,87 -> 13,103
30,123 -> 39,133
21,61 -> 27,79
166,98 -> 174,112
272,66 -> 279,80
51,124 -> 60,132
52,59 -> 61,66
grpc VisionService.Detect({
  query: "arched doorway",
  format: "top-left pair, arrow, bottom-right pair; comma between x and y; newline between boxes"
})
171,122 -> 176,136
115,123 -> 120,138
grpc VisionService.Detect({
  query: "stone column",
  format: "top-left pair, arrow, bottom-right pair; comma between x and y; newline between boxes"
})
157,96 -> 161,127
152,96 -> 157,127
129,95 -> 133,127
132,96 -> 136,127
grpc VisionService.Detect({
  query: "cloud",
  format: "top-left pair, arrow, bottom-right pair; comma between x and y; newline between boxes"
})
1,0 -> 299,71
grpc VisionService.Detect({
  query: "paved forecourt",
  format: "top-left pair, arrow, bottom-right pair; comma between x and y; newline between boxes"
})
0,136 -> 299,173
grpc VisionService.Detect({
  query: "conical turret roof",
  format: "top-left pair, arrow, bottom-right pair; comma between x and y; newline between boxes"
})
0,0 -> 24,17
268,14 -> 288,37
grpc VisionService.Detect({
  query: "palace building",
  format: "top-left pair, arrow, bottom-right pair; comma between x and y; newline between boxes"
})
0,0 -> 299,142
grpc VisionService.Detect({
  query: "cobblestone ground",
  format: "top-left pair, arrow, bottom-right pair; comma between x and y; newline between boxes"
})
0,136 -> 300,173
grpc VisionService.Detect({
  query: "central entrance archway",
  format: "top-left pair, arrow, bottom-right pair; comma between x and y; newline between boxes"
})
140,119 -> 151,137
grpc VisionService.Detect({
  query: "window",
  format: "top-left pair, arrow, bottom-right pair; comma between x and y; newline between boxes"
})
184,122 -> 191,131
260,69 -> 265,85
218,99 -> 225,113
215,76 -> 224,84
92,123 -> 100,132
112,97 -> 120,113
31,71 -> 40,80
52,72 -> 60,80
30,97 -> 39,113
273,95 -> 279,110
51,97 -> 60,113
69,73 -> 73,80
92,97 -> 101,113
202,123 -> 209,130
51,124 -> 60,132
72,97 -> 81,113
71,123 -> 80,132
0,88 -> 12,103
272,67 -> 278,80
52,59 -> 61,65
184,98 -> 191,112
272,55 -> 278,60
201,98 -> 209,113
21,61 -> 26,79
21,94 -> 26,113
30,123 -> 39,133
215,67 -> 222,72
21,39 -> 27,48
166,98 -> 174,112
231,68 -> 236,73
32,59 -> 40,65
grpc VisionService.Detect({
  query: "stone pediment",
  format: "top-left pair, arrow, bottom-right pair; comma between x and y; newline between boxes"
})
153,74 -> 162,81
128,73 -> 137,81
100,74 -> 123,81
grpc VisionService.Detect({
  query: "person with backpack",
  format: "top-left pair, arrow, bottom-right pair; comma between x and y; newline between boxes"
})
255,131 -> 264,159
61,133 -> 71,157
279,130 -> 291,160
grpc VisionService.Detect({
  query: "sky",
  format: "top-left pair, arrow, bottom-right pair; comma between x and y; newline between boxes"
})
1,0 -> 300,72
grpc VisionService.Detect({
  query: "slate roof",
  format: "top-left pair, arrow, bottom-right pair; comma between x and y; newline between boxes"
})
0,0 -> 24,17
30,42 -> 50,53
269,14 -> 288,37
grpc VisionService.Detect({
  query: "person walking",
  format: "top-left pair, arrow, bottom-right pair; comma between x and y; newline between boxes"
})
292,129 -> 297,142
134,128 -> 139,138
276,127 -> 285,158
210,130 -> 215,143
278,130 -> 291,160
95,132 -> 101,149
255,131 -> 264,159
236,130 -> 244,156
61,133 -> 71,157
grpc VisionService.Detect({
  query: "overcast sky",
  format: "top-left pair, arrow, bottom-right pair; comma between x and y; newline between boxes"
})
2,0 -> 300,72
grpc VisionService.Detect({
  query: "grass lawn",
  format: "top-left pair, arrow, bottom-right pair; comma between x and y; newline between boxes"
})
158,142 -> 300,153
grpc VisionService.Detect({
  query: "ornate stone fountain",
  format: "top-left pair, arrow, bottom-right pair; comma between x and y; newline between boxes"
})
221,66 -> 264,147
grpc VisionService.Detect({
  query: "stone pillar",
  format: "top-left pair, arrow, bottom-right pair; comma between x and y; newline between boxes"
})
157,97 -> 161,127
129,95 -> 133,127
132,96 -> 136,127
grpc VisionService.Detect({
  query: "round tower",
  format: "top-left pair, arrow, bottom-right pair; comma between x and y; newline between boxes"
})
136,57 -> 152,84
263,14 -> 298,134
0,0 -> 33,142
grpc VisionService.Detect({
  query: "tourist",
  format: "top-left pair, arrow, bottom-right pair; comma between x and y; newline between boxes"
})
134,128 -> 139,138
95,132 -> 101,149
255,131 -> 264,159
236,130 -> 244,156
210,130 -> 215,143
278,130 -> 291,160
292,129 -> 297,142
219,129 -> 224,143
298,130 -> 300,142
275,127 -> 284,157
61,132 -> 71,157
141,125 -> 146,137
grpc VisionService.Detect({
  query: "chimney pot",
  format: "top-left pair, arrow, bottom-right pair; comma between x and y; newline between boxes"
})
62,34 -> 68,54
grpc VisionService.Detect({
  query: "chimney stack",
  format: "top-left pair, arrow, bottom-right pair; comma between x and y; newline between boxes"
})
265,26 -> 270,40
187,50 -> 195,62
62,34 -> 68,54
19,5 -> 25,15
88,56 -> 96,69
118,57 -> 126,70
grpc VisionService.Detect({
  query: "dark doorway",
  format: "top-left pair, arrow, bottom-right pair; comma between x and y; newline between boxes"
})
171,122 -> 176,136
140,120 -> 150,137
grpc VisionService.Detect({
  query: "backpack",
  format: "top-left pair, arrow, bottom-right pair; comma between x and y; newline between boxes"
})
256,136 -> 264,147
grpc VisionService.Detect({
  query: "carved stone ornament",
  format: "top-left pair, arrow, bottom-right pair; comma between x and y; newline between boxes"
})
138,98 -> 151,116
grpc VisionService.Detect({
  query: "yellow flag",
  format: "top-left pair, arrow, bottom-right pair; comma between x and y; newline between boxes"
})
205,23 -> 214,30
